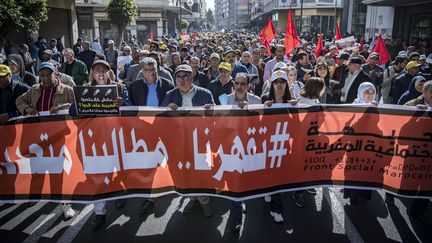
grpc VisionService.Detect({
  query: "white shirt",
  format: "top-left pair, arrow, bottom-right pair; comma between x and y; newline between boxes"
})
340,70 -> 360,103
181,86 -> 197,107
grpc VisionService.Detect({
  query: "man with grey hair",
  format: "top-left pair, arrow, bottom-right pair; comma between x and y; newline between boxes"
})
404,80 -> 432,107
60,48 -> 88,85
127,57 -> 174,107
402,80 -> 432,227
126,57 -> 174,215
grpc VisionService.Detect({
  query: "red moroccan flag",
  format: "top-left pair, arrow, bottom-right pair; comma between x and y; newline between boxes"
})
260,32 -> 271,56
260,18 -> 275,56
372,35 -> 391,65
335,24 -> 342,40
262,18 -> 276,43
314,34 -> 323,58
150,30 -> 154,41
284,9 -> 300,55
193,31 -> 197,40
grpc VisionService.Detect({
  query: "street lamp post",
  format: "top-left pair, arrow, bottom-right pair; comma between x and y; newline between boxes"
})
300,0 -> 303,34
180,0 -> 182,34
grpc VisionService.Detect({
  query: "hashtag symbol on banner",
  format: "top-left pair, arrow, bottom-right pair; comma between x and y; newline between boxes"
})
269,122 -> 289,168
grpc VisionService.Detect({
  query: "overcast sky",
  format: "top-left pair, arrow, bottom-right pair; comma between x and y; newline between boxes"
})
206,0 -> 214,10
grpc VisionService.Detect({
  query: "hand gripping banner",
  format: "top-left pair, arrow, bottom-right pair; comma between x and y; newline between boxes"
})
0,104 -> 431,203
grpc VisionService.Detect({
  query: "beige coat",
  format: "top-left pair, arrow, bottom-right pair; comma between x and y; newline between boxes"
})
16,83 -> 74,115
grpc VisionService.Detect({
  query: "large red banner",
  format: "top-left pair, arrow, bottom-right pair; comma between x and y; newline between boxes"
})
0,105 -> 431,202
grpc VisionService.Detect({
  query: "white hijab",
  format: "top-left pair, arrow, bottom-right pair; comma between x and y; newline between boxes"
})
353,82 -> 376,104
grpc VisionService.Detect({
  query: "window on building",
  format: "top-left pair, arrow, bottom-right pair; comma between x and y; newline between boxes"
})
410,14 -> 432,39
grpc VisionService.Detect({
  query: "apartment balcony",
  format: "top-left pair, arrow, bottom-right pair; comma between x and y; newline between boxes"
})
76,0 -> 181,8
75,0 -> 191,14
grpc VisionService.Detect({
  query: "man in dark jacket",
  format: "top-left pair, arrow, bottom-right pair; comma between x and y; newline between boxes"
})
295,51 -> 313,84
77,41 -> 97,72
391,61 -> 421,104
162,64 -> 214,217
207,62 -> 234,105
6,54 -> 37,87
339,57 -> 372,103
162,64 -> 214,109
60,48 -> 88,85
127,57 -> 174,106
0,64 -> 30,124
19,44 -> 35,75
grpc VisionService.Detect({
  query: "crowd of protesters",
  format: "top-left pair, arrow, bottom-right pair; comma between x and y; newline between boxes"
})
1,31 -> 431,231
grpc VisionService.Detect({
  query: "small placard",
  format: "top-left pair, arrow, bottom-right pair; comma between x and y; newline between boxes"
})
73,85 -> 119,115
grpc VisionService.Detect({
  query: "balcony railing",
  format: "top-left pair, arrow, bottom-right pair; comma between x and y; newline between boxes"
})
75,0 -> 177,7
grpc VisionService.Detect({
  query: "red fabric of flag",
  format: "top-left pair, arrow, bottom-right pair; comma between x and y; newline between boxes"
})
193,31 -> 197,40
260,18 -> 276,56
262,19 -> 276,43
314,34 -> 323,58
284,9 -> 300,55
372,35 -> 391,65
335,24 -> 342,40
150,31 -> 154,41
260,32 -> 271,56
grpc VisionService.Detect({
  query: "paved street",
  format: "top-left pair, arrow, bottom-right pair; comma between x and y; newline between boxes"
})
0,188 -> 431,243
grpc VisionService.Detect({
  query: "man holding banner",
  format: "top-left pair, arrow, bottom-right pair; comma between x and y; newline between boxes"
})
163,64 -> 215,217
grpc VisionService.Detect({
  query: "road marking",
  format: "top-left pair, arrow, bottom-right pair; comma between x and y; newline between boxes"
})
56,204 -> 94,243
324,188 -> 364,243
0,203 -> 46,230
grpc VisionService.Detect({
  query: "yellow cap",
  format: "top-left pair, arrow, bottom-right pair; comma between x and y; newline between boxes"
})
218,62 -> 232,72
0,64 -> 11,76
160,43 -> 167,51
406,61 -> 421,70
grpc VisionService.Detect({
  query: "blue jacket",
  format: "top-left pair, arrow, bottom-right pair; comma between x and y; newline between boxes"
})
231,63 -> 249,79
161,86 -> 215,107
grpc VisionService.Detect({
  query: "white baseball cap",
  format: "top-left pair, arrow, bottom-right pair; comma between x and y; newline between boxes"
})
271,70 -> 288,82
272,62 -> 288,72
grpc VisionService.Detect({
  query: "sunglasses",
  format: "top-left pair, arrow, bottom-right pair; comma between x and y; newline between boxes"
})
176,75 -> 190,81
273,79 -> 286,84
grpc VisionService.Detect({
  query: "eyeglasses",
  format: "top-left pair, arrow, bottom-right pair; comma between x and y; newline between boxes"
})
176,75 -> 190,81
234,82 -> 247,86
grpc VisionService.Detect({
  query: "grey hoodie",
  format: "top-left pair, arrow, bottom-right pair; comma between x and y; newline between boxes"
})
6,54 -> 36,87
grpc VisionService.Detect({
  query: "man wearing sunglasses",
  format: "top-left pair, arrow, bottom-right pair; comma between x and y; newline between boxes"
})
228,72 -> 261,108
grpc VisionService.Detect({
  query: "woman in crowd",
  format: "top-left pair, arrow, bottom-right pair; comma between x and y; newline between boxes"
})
69,60 -> 130,229
314,62 -> 336,104
292,77 -> 325,207
397,76 -> 427,105
262,70 -> 297,223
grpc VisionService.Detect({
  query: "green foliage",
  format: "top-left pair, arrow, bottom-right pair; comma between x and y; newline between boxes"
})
177,19 -> 189,31
105,0 -> 138,28
0,0 -> 48,39
105,0 -> 138,45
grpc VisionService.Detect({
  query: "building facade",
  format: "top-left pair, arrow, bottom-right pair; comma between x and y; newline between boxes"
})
363,0 -> 432,42
250,0 -> 343,39
76,0 -> 190,43
181,0 -> 207,31
215,0 -> 250,30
